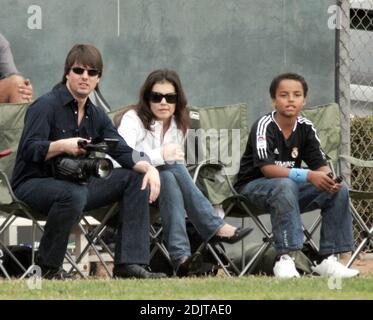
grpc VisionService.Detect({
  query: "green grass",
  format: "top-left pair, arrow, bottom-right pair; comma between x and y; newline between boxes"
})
1,276 -> 373,300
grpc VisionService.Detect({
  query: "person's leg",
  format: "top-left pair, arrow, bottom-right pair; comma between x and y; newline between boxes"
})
162,164 -> 225,241
15,178 -> 88,269
238,177 -> 304,254
158,169 -> 191,262
297,182 -> 358,277
0,74 -> 28,103
297,182 -> 354,255
85,168 -> 150,265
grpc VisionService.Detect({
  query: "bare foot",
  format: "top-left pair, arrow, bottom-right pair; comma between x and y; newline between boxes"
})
215,224 -> 236,238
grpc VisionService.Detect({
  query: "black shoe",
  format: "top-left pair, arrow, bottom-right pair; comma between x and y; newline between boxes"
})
211,227 -> 253,244
113,264 -> 167,279
41,267 -> 75,280
175,253 -> 204,277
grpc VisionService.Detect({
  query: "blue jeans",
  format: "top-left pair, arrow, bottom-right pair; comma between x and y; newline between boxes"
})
238,177 -> 354,255
14,168 -> 150,268
158,164 -> 224,262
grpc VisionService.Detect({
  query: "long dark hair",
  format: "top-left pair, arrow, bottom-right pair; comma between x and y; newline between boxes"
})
134,69 -> 190,135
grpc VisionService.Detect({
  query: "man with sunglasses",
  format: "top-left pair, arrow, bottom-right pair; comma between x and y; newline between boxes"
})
11,44 -> 166,279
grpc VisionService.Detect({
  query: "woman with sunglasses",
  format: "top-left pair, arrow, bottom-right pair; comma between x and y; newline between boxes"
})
116,69 -> 252,277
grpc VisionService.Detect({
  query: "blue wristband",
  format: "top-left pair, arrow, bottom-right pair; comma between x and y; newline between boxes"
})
288,168 -> 309,183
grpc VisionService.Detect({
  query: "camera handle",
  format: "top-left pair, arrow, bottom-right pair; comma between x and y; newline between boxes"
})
77,140 -> 88,148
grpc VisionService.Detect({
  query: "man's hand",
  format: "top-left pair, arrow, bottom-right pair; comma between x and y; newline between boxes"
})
46,137 -> 89,160
133,161 -> 161,203
308,170 -> 342,193
61,137 -> 89,156
141,165 -> 160,203
18,78 -> 33,102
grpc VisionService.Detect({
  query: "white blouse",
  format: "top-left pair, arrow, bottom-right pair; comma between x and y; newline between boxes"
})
117,109 -> 185,167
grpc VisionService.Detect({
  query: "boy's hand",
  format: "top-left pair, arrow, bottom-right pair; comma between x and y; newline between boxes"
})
308,171 -> 341,193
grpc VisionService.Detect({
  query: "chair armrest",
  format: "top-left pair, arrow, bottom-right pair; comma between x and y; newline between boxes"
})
190,159 -> 238,196
190,160 -> 224,182
0,169 -> 18,205
339,154 -> 373,168
0,149 -> 12,159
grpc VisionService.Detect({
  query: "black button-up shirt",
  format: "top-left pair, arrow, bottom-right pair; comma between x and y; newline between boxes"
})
12,83 -> 147,190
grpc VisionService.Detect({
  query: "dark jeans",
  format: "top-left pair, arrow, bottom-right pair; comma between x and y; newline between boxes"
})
14,168 -> 150,268
238,178 -> 354,256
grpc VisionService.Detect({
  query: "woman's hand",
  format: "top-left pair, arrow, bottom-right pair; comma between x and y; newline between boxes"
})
161,143 -> 184,162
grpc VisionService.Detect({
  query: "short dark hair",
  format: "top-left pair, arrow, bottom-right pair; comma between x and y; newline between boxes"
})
136,69 -> 190,135
62,44 -> 103,84
269,73 -> 308,99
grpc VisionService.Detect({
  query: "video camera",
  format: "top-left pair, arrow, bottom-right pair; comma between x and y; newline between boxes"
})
53,138 -> 118,184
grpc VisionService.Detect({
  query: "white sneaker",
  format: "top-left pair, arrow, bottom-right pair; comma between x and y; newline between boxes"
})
311,255 -> 359,278
273,254 -> 300,278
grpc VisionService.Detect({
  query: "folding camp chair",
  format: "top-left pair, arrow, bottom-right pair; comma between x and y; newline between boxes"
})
187,102 -> 363,276
339,157 -> 373,266
0,103 -> 102,278
302,104 -> 373,267
89,88 -> 112,112
186,103 -> 268,276
0,103 -> 47,278
0,149 -> 12,279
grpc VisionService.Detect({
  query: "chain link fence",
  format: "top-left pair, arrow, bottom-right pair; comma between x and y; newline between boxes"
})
338,0 -> 373,252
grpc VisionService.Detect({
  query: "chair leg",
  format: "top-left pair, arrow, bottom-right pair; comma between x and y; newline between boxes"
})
0,249 -> 10,279
348,202 -> 373,267
149,224 -> 173,272
239,238 -> 273,276
347,226 -> 373,268
71,222 -> 113,278
20,222 -> 38,279
23,215 -> 86,279
196,241 -> 239,277
69,205 -> 119,277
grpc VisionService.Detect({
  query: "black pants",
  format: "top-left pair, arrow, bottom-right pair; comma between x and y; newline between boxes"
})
15,168 -> 150,268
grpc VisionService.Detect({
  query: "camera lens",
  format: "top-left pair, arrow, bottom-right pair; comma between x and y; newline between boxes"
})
95,158 -> 113,178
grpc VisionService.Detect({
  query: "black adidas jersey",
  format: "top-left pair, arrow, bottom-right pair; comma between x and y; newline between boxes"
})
234,111 -> 327,190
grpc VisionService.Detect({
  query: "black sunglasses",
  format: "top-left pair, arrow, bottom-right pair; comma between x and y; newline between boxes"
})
71,67 -> 100,77
149,92 -> 178,104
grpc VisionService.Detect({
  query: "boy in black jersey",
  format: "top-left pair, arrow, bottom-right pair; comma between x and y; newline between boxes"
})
235,73 -> 359,278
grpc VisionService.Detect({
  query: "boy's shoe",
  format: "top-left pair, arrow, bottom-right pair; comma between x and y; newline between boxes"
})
311,255 -> 359,278
273,254 -> 300,278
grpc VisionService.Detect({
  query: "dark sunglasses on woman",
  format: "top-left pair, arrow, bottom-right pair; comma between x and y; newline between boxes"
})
150,92 -> 178,104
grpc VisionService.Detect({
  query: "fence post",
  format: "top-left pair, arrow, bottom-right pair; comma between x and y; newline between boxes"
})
336,0 -> 351,181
